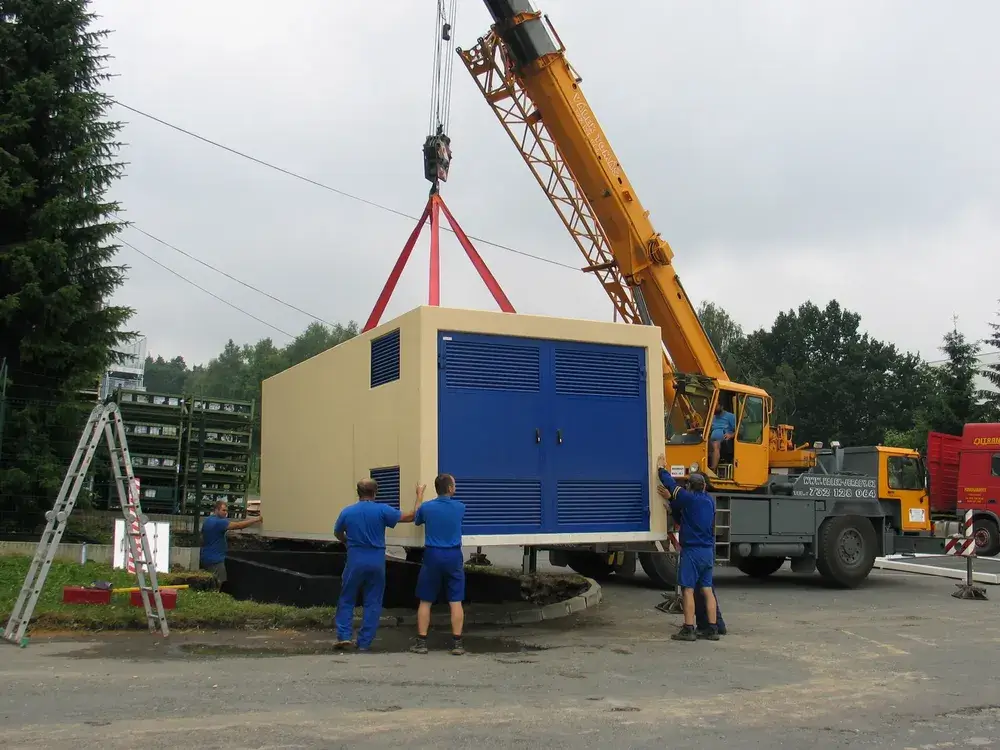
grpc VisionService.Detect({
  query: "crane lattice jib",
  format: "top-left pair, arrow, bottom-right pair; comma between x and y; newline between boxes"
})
457,31 -> 686,415
457,9 -> 727,384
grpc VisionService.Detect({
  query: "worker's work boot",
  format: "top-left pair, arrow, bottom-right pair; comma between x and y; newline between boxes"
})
671,625 -> 697,642
696,625 -> 720,641
451,636 -> 465,656
334,639 -> 354,650
410,636 -> 429,654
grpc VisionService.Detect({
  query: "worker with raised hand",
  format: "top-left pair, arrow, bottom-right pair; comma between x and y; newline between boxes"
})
656,455 -> 720,641
410,473 -> 467,656
657,484 -> 727,635
333,478 -> 424,652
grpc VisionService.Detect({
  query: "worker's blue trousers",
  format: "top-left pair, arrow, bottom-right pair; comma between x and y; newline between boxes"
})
335,551 -> 386,648
694,584 -> 726,632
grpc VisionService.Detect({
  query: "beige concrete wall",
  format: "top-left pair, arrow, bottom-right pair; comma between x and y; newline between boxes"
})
260,308 -> 426,543
261,305 -> 667,545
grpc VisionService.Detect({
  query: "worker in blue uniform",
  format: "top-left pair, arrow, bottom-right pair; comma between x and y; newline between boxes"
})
657,482 -> 727,636
656,455 -> 720,641
333,478 -> 424,651
709,401 -> 737,471
411,473 -> 467,656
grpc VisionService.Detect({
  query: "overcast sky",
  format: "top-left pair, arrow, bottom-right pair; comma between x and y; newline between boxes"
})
92,0 -> 999,367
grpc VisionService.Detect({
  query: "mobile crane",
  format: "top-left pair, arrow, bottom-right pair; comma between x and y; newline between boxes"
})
457,1 -> 945,587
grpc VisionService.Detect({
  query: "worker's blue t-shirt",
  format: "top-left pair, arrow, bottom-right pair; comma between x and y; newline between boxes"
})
200,516 -> 230,565
415,497 -> 465,548
710,410 -> 736,441
658,469 -> 715,549
335,501 -> 402,564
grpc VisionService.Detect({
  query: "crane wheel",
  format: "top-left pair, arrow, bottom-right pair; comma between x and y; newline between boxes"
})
566,552 -> 615,581
973,518 -> 1000,557
816,515 -> 877,588
638,551 -> 678,588
736,556 -> 785,579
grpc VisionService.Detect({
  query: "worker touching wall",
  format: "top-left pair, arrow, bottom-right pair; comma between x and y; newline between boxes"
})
333,479 -> 424,651
656,456 -> 722,642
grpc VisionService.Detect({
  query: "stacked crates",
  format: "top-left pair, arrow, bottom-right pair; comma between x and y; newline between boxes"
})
116,390 -> 185,513
115,390 -> 255,518
184,397 -> 255,518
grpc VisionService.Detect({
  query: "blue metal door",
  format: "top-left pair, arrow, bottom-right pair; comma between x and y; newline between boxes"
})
438,332 -> 650,536
547,341 -> 650,532
437,332 -> 546,534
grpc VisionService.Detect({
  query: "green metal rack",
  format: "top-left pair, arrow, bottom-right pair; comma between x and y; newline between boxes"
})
114,390 -> 185,514
183,396 -> 255,519
112,389 -> 255,519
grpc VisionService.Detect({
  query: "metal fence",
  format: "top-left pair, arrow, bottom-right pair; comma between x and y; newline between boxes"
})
0,394 -> 104,536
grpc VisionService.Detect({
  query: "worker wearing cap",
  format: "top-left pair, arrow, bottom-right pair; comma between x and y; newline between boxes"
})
333,479 -> 424,652
658,484 -> 727,635
656,455 -> 720,641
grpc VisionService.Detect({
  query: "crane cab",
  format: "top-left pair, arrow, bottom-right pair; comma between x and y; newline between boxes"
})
663,374 -> 772,491
815,445 -> 932,533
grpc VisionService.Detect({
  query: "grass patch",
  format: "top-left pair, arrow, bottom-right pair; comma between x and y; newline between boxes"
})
0,555 -> 333,633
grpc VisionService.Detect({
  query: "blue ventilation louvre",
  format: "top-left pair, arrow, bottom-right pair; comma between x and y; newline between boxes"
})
370,329 -> 401,388
556,481 -> 646,529
456,478 -> 543,532
554,347 -> 642,397
369,466 -> 401,509
443,339 -> 540,392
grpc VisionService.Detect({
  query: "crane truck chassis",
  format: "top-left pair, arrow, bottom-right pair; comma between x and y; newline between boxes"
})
457,2 -> 946,588
547,442 -> 945,589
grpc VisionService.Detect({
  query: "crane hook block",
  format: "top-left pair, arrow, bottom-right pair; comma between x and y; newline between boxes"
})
423,133 -> 453,185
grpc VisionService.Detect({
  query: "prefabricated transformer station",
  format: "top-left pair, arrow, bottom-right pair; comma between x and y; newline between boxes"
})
260,306 -> 668,548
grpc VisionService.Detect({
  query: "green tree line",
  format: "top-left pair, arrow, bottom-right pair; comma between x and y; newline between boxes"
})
145,299 -> 1000,458
697,300 -> 1000,450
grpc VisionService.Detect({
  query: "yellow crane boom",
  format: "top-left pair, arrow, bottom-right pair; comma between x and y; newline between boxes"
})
459,3 -> 814,490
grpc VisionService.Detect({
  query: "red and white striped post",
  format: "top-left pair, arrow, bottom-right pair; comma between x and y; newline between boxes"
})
125,477 -> 144,575
946,510 -> 988,600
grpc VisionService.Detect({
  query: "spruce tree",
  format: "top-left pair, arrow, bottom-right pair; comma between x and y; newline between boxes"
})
926,322 -> 982,436
0,0 -> 133,530
981,304 -> 1000,420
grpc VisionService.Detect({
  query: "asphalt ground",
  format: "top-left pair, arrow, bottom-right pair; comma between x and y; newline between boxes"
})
2,548 -> 999,749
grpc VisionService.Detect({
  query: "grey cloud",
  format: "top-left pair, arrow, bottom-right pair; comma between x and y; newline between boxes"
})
94,0 -> 999,365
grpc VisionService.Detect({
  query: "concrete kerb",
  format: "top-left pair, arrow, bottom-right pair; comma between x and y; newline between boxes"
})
359,576 -> 603,629
874,555 -> 1000,585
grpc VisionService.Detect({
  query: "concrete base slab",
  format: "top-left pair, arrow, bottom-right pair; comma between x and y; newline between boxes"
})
874,553 -> 1000,584
370,576 -> 603,628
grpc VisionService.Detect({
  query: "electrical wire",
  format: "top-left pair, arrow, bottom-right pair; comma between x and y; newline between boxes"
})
108,99 -> 579,272
125,224 -> 336,327
120,239 -> 295,339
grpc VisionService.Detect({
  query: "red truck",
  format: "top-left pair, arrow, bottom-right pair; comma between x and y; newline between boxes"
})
927,423 -> 1000,556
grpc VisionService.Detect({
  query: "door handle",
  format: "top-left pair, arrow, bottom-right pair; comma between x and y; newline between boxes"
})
535,428 -> 541,444
556,429 -> 563,445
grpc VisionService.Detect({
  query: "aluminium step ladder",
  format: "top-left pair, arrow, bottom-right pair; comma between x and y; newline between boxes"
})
3,400 -> 170,647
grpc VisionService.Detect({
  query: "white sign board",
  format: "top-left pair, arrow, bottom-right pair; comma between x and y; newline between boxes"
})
113,519 -> 171,573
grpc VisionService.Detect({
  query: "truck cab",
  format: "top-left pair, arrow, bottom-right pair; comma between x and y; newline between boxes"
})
815,445 -> 932,534
928,424 -> 1000,556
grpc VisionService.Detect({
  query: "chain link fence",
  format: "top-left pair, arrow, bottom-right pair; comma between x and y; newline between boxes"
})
0,394 -> 114,538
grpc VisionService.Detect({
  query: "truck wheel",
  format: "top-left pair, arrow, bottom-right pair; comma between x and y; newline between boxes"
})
566,552 -> 615,581
973,518 -> 1000,557
638,551 -> 678,588
736,556 -> 785,579
816,515 -> 877,588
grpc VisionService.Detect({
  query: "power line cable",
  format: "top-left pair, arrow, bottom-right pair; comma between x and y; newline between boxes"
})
109,99 -> 579,272
120,239 -> 295,339
125,224 -> 335,327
